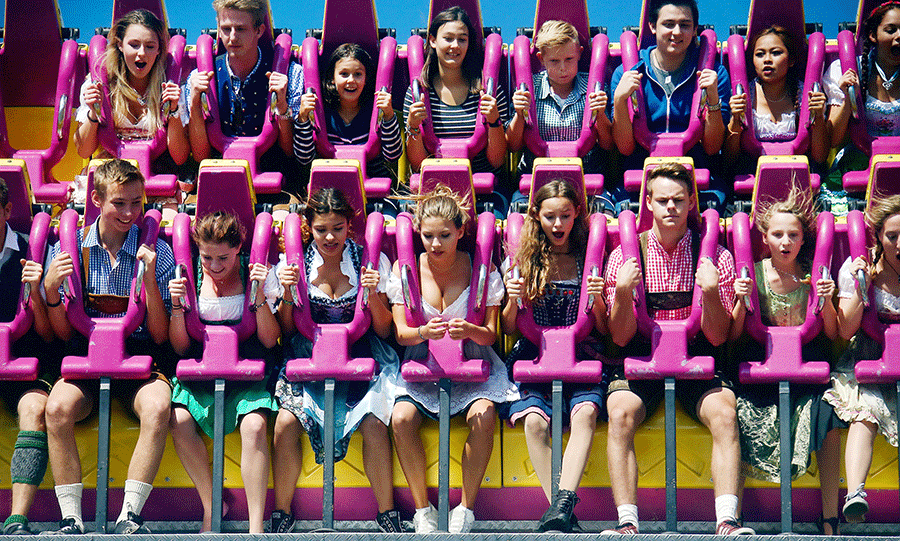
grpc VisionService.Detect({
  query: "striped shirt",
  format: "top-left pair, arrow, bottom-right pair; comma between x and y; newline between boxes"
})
47,222 -> 175,340
403,83 -> 509,173
293,106 -> 402,179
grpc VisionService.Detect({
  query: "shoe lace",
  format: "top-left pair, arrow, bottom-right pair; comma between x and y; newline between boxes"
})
846,483 -> 868,501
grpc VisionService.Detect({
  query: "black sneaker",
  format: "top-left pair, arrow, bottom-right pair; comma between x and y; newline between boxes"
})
269,510 -> 295,533
537,489 -> 580,532
44,518 -> 84,535
376,509 -> 412,533
113,512 -> 150,534
2,521 -> 34,535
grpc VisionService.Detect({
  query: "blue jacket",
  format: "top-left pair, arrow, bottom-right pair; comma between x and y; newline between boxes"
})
611,43 -> 731,135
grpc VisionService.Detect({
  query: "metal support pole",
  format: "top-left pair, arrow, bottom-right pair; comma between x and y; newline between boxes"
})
779,381 -> 792,533
211,379 -> 226,533
438,378 -> 451,532
323,378 -> 336,530
664,377 -> 677,532
551,379 -> 563,496
95,377 -> 111,533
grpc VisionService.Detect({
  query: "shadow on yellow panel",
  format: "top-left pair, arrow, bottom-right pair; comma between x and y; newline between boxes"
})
6,107 -> 83,183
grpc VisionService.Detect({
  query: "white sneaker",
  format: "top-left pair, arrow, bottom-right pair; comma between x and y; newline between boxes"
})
413,504 -> 438,534
449,504 -> 475,533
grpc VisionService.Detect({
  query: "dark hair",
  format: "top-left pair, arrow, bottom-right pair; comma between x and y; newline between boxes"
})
862,2 -> 900,98
93,159 -> 145,200
303,188 -> 356,241
649,0 -> 699,26
322,43 -> 376,111
191,210 -> 246,249
748,25 -> 803,110
646,162 -> 695,197
0,178 -> 8,208
515,180 -> 588,302
421,6 -> 484,93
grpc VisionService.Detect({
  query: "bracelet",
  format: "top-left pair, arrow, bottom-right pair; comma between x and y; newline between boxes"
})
487,118 -> 502,128
87,113 -> 99,123
167,107 -> 179,118
276,109 -> 294,120
706,101 -> 722,112
171,312 -> 183,318
249,298 -> 268,313
417,325 -> 426,341
171,302 -> 183,311
407,125 -> 421,138
46,296 -> 63,308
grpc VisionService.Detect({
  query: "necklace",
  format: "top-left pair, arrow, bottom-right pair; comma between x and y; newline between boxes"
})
875,60 -> 900,91
770,260 -> 804,284
761,86 -> 789,103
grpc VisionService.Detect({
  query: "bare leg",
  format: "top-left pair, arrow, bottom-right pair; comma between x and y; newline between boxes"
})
10,390 -> 49,517
522,413 -> 552,502
845,420 -> 877,491
127,379 -> 172,484
361,414 -> 395,513
239,411 -> 270,533
558,404 -> 598,492
169,406 -> 212,531
696,388 -> 740,497
272,409 -> 302,512
606,391 -> 645,507
45,380 -> 93,486
391,401 -> 429,508
460,399 -> 495,509
818,429 -> 842,534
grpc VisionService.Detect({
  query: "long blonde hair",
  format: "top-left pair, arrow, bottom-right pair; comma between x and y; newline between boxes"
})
105,9 -> 168,134
755,183 -> 818,270
411,183 -> 472,232
866,193 -> 900,276
514,180 -> 587,303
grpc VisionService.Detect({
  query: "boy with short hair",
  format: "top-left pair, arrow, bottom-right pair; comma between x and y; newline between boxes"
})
610,0 -> 731,209
506,20 -> 612,203
0,178 -> 57,535
43,159 -> 175,535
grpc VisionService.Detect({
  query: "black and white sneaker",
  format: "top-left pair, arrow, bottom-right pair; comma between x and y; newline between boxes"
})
376,509 -> 412,533
44,518 -> 84,535
268,510 -> 295,533
113,512 -> 151,534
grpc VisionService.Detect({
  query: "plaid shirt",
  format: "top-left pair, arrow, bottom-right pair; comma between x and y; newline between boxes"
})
534,71 -> 591,142
604,229 -> 735,321
48,222 -> 175,339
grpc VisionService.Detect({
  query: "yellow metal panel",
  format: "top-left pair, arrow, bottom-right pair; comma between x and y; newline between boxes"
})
5,107 -> 83,185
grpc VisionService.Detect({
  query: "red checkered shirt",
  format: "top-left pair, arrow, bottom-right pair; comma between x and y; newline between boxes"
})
604,229 -> 736,321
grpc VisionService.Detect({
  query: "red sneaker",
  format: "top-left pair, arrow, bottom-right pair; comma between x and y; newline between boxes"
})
600,522 -> 639,535
716,520 -> 755,535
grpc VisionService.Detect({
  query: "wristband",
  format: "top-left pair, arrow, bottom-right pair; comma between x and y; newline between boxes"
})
171,302 -> 183,311
47,296 -> 63,308
706,101 -> 722,112
487,118 -> 502,127
276,109 -> 294,120
417,325 -> 426,341
87,113 -> 100,123
249,298 -> 268,313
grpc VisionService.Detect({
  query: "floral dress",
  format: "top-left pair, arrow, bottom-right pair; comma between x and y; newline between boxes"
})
275,240 -> 404,463
735,260 -> 843,482
822,257 -> 899,447
385,262 -> 519,416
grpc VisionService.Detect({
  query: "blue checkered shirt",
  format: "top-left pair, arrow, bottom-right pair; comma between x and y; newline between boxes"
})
48,222 -> 175,340
533,71 -> 592,142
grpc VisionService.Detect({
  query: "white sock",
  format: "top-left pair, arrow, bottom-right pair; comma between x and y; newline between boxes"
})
55,483 -> 83,527
116,479 -> 153,523
715,494 -> 739,524
617,504 -> 639,528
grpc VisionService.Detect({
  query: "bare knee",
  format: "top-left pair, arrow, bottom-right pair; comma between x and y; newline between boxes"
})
169,406 -> 197,435
361,414 -> 389,442
135,384 -> 171,432
522,412 -> 549,442
606,394 -> 641,441
570,404 -> 598,433
240,412 -> 269,444
45,390 -> 82,431
17,391 -> 48,431
391,402 -> 421,436
467,400 -> 495,436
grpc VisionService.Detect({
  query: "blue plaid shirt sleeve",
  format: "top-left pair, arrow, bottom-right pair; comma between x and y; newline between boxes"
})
286,61 -> 303,115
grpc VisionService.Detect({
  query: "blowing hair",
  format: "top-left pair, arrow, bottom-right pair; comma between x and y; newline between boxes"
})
748,25 -> 803,110
192,211 -> 246,249
515,180 -> 587,303
755,182 -> 818,270
105,9 -> 168,134
302,187 -> 357,244
411,183 -> 471,231
322,43 -> 376,111
534,20 -> 580,51
865,192 -> 900,275
861,1 -> 900,98
420,6 -> 484,93
93,159 -> 145,199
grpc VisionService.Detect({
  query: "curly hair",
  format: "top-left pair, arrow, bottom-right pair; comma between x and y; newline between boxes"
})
322,43 -> 376,112
105,9 -> 169,134
755,182 -> 818,271
865,192 -> 900,275
302,187 -> 356,244
410,183 -> 471,231
420,6 -> 484,94
514,180 -> 587,303
747,25 -> 803,110
192,210 -> 246,249
861,2 -> 900,99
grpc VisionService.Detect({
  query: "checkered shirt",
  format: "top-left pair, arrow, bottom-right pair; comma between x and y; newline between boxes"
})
48,222 -> 175,339
534,71 -> 592,142
604,229 -> 735,321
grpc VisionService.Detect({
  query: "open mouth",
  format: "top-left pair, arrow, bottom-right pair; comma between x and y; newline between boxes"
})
762,67 -> 775,76
552,232 -> 565,240
135,61 -> 147,70
892,44 -> 900,57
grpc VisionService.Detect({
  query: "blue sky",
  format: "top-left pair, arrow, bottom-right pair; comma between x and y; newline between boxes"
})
26,0 -> 858,44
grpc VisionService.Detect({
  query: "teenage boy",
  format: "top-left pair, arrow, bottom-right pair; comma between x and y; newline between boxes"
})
506,20 -> 612,206
43,159 -> 175,534
602,162 -> 752,536
0,179 -> 57,535
610,0 -> 731,209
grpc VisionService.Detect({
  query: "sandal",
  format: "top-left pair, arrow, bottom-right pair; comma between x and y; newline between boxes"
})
816,515 -> 840,536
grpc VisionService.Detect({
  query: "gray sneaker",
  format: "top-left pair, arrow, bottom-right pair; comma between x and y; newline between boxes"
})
43,518 -> 84,535
113,512 -> 150,534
